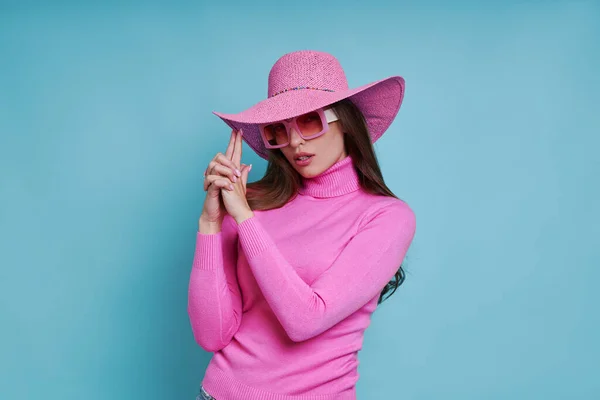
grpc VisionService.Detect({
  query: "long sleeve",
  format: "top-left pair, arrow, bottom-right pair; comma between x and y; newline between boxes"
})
188,214 -> 243,352
235,202 -> 416,342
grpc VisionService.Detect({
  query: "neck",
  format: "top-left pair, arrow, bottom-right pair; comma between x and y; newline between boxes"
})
298,154 -> 361,198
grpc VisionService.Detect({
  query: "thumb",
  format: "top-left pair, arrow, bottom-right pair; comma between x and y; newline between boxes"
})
240,163 -> 252,189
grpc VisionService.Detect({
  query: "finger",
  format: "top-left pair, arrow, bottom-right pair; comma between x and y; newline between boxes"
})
205,174 -> 233,192
204,154 -> 222,177
205,151 -> 240,178
205,175 -> 234,192
225,129 -> 237,160
215,153 -> 241,178
203,164 -> 238,190
205,173 -> 233,189
233,128 -> 243,170
207,180 -> 234,193
240,163 -> 252,193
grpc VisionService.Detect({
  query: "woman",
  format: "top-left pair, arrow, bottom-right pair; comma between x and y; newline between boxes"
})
189,50 -> 417,400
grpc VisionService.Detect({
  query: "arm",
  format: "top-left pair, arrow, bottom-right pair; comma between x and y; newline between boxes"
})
236,202 -> 416,342
188,214 -> 243,352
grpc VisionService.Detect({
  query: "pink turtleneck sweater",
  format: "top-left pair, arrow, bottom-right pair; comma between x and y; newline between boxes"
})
188,154 -> 416,400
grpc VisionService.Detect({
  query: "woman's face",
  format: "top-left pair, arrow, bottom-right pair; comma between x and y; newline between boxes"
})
279,117 -> 348,179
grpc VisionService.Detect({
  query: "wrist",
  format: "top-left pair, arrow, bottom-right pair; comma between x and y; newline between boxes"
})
198,215 -> 222,234
234,210 -> 254,225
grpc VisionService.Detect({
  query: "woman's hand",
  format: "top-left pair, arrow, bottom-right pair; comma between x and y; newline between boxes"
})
219,130 -> 254,224
199,128 -> 253,229
199,129 -> 245,227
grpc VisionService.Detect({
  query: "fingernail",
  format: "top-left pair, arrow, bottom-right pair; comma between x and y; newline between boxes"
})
229,184 -> 234,190
235,168 -> 241,177
232,175 -> 237,182
239,128 -> 243,136
249,164 -> 252,171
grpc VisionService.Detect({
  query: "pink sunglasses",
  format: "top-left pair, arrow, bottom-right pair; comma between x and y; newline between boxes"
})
258,107 -> 339,149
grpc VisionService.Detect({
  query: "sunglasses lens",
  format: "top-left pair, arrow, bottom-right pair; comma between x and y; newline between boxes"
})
297,111 -> 323,138
261,110 -> 325,147
263,123 -> 288,146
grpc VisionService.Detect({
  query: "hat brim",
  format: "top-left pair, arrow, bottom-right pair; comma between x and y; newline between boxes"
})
212,75 -> 405,160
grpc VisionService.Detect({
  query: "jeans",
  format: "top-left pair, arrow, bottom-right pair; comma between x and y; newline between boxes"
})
196,384 -> 216,400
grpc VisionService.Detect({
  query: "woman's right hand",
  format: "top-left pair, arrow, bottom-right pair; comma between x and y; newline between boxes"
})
199,128 -> 244,227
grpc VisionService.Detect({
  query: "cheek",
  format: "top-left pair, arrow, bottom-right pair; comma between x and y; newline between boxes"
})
320,130 -> 344,150
317,129 -> 340,145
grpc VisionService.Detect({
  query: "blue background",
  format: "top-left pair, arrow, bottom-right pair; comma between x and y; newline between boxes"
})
1,1 -> 598,399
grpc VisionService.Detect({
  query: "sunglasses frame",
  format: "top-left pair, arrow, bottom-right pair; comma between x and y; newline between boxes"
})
258,107 -> 339,149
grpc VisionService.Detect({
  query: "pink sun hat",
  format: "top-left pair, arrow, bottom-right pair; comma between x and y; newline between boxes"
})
212,50 -> 406,160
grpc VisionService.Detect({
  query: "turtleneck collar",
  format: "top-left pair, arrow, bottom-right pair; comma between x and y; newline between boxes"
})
298,154 -> 361,198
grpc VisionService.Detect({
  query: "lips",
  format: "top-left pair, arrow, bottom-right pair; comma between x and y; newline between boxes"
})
294,154 -> 314,167
295,153 -> 314,160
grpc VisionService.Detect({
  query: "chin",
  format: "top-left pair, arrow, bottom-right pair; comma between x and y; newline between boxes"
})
300,168 -> 320,178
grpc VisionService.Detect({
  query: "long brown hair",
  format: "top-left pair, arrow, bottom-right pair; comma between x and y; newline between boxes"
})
245,98 -> 407,305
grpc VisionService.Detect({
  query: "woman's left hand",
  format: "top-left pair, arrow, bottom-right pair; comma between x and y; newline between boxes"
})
221,128 -> 254,224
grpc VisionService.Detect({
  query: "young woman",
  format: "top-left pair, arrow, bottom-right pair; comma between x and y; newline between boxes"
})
188,50 -> 417,400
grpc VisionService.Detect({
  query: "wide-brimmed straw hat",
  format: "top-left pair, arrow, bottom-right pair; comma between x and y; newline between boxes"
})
212,50 -> 405,160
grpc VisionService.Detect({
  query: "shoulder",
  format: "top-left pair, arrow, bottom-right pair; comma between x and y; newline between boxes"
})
357,196 -> 416,234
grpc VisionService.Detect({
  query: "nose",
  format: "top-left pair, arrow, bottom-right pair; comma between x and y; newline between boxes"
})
287,127 -> 305,147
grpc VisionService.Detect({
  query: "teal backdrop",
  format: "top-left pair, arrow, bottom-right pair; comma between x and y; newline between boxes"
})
1,1 -> 598,399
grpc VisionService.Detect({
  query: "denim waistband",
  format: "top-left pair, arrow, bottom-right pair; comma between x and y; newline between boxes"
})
196,384 -> 216,400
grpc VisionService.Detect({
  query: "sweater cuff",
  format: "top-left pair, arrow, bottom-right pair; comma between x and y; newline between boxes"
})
236,216 -> 271,260
193,231 -> 223,270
